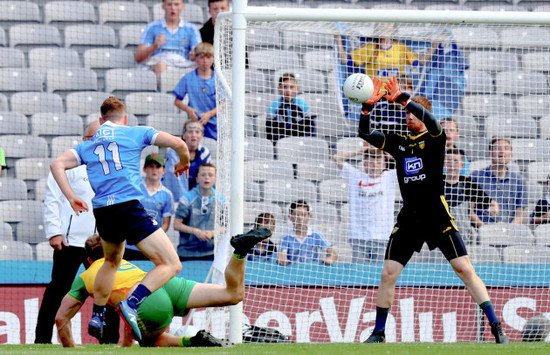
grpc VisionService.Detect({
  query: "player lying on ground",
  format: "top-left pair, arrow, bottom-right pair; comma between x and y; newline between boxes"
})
55,228 -> 272,347
357,76 -> 509,344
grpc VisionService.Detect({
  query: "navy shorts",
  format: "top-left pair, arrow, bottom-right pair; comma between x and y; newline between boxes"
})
94,200 -> 160,245
385,227 -> 468,266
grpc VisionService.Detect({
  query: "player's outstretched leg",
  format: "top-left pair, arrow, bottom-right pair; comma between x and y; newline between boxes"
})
117,299 -> 142,341
230,228 -> 272,258
490,322 -> 509,344
364,330 -> 386,343
190,330 -> 233,347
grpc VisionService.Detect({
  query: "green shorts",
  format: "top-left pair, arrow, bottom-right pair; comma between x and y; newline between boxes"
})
137,277 -> 197,335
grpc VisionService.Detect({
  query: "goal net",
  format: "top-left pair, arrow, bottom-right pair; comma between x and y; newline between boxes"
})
214,8 -> 550,343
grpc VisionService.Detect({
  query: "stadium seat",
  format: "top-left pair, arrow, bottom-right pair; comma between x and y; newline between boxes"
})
66,91 -> 111,117
99,2 -> 150,31
468,159 -> 490,173
478,4 -> 528,12
44,1 -> 96,29
105,68 -> 157,96
467,245 -> 502,264
84,48 -> 137,89
247,27 -> 281,49
263,178 -> 318,205
273,69 -> 327,93
0,135 -> 48,160
15,157 -> 52,182
0,200 -> 43,224
464,70 -> 494,95
516,95 -> 548,118
46,68 -> 98,98
152,2 -> 204,25
9,24 -> 61,53
309,202 -> 339,225
0,112 -> 28,135
50,136 -> 81,159
484,115 -> 537,139
296,160 -> 339,182
522,52 -> 550,73
245,69 -> 267,93
512,138 -> 550,162
35,241 -> 53,261
336,137 -> 365,156
0,93 -> 7,111
201,137 -> 217,161
64,24 -> 117,52
319,178 -> 349,204
499,27 -> 550,50
461,95 -> 515,117
478,223 -> 533,248
247,49 -> 301,71
244,137 -> 274,161
244,92 -> 275,117
13,200 -> 46,244
455,137 -> 490,162
31,113 -> 83,140
0,241 -> 33,260
303,50 -> 336,72
28,48 -> 82,78
0,26 -> 5,47
453,115 -> 479,138
540,116 -> 550,140
118,24 -> 146,50
0,68 -> 43,96
244,180 -> 262,202
502,246 -> 550,264
296,93 -> 352,138
527,161 -> 550,184
468,51 -> 518,73
243,201 -> 283,226
276,136 -> 329,163
145,114 -> 187,136
451,26 -> 500,50
534,224 -> 550,247
244,159 -> 294,182
85,113 -> 139,127
0,48 -> 24,68
1,222 -> 13,241
0,178 -> 27,201
11,92 -> 64,116
159,67 -> 196,93
496,71 -> 548,96
125,92 -> 178,116
0,2 -> 40,27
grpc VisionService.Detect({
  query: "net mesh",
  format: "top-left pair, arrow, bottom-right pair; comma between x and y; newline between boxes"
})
215,15 -> 550,343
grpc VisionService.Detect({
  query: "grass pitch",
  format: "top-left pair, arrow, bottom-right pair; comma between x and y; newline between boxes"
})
0,343 -> 549,355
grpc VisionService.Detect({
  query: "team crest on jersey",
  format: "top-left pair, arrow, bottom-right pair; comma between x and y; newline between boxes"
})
419,141 -> 425,150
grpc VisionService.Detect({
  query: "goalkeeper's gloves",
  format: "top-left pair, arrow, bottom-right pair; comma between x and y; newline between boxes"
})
361,77 -> 385,115
383,76 -> 411,106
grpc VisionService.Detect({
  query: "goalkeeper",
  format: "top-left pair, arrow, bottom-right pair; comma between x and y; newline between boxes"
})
358,76 -> 508,344
55,228 -> 271,347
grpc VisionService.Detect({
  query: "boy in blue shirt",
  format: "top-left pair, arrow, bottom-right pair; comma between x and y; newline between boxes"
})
50,96 -> 191,342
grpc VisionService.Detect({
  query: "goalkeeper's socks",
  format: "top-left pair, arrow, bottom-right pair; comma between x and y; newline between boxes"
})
126,284 -> 152,310
92,304 -> 106,321
374,306 -> 390,332
480,301 -> 499,323
178,336 -> 193,347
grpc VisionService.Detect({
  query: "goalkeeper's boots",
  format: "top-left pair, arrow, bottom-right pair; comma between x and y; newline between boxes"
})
117,299 -> 142,341
88,315 -> 105,341
490,322 -> 509,344
364,330 -> 386,343
230,228 -> 272,256
190,330 -> 233,347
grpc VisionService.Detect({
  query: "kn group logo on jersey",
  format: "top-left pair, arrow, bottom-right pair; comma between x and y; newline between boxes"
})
403,157 -> 426,183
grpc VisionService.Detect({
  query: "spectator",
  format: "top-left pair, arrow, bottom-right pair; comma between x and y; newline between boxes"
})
471,137 -> 527,225
136,0 -> 201,81
35,121 -> 119,345
444,148 -> 499,243
247,212 -> 277,262
163,120 -> 211,202
174,163 -> 225,260
124,154 -> 174,260
266,73 -> 316,143
200,0 -> 230,45
333,143 -> 398,262
0,146 -> 5,176
173,42 -> 218,140
440,117 -> 469,176
277,200 -> 337,266
531,174 -> 550,225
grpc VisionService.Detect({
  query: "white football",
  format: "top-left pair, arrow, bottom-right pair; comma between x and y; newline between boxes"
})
343,73 -> 374,104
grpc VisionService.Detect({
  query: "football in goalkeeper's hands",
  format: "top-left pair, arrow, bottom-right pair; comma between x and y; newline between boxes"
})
343,73 -> 374,104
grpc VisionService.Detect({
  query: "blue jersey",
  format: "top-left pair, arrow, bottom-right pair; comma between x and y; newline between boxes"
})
280,228 -> 331,263
140,18 -> 201,59
139,180 -> 174,226
163,145 -> 211,202
173,70 -> 217,140
71,121 -> 159,208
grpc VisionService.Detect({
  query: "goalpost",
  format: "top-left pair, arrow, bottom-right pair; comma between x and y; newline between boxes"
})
213,3 -> 550,344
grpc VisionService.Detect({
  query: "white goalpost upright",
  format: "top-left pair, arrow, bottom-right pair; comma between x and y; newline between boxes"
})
214,2 -> 550,344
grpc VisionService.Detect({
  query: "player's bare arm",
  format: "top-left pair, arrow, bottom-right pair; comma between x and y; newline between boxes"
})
154,131 -> 191,178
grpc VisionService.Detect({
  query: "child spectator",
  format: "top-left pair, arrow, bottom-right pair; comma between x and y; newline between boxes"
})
333,144 -> 398,262
277,200 -> 337,266
266,73 -> 316,143
173,42 -> 218,140
174,163 -> 224,260
125,154 -> 175,260
531,174 -> 550,225
136,0 -> 201,81
163,121 -> 211,202
247,212 -> 277,262
441,117 -> 469,176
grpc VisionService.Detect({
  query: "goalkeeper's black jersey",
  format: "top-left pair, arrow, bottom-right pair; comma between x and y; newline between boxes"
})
381,129 -> 447,215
